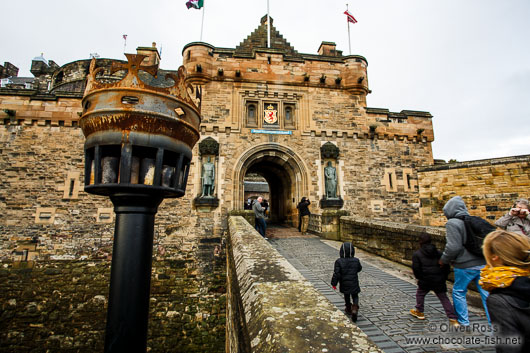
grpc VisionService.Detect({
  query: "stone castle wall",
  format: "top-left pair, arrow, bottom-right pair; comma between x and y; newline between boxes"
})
0,258 -> 226,352
0,96 -> 226,351
418,155 -> 530,226
183,41 -> 435,225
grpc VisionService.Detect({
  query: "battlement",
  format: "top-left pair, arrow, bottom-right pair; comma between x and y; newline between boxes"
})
182,16 -> 369,97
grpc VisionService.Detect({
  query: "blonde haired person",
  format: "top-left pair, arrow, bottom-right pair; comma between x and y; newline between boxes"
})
480,230 -> 530,353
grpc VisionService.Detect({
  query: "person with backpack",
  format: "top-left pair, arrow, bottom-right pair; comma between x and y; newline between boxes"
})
439,196 -> 491,327
480,230 -> 530,352
495,199 -> 530,237
410,233 -> 459,327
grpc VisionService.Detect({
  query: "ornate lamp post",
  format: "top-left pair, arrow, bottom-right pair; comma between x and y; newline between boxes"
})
79,54 -> 201,352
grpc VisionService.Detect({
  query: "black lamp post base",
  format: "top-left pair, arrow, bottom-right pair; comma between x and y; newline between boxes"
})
104,193 -> 163,353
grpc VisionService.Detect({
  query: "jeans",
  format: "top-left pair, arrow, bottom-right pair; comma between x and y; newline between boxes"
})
415,288 -> 457,320
453,266 -> 490,326
255,217 -> 267,237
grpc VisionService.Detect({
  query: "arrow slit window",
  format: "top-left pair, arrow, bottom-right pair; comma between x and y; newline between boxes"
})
246,101 -> 258,127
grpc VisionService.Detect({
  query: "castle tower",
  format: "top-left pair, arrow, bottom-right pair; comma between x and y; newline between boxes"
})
180,15 -> 433,228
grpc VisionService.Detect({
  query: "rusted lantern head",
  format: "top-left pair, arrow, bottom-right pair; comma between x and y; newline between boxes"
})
80,54 -> 201,198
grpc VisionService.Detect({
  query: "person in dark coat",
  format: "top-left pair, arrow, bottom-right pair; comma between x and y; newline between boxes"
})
480,230 -> 530,353
331,242 -> 362,321
296,197 -> 311,235
410,233 -> 459,325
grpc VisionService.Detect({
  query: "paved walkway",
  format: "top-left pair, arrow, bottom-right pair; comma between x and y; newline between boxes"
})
266,225 -> 495,353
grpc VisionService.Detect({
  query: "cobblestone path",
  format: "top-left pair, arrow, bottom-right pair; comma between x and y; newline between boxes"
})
267,226 -> 495,353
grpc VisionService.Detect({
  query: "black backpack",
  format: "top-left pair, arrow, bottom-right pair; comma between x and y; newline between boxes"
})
455,215 -> 496,257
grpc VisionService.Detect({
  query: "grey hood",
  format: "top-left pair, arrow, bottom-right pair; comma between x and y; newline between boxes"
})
443,196 -> 469,219
440,195 -> 485,268
340,242 -> 355,258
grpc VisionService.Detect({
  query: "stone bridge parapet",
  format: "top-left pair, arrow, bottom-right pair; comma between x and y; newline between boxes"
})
226,216 -> 381,353
340,216 -> 446,266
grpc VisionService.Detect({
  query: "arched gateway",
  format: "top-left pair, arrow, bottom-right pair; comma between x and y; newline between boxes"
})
233,143 -> 309,225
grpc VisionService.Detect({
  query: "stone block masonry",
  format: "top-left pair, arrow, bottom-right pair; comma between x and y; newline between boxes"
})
226,216 -> 382,353
418,155 -> 530,226
340,216 -> 446,266
0,257 -> 226,352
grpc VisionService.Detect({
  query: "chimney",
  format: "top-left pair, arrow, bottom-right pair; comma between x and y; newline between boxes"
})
318,42 -> 341,57
136,42 -> 161,67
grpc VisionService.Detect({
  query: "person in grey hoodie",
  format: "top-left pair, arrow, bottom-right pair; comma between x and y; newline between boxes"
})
439,196 -> 491,326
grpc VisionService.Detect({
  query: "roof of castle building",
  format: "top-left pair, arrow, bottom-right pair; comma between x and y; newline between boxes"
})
233,15 -> 302,61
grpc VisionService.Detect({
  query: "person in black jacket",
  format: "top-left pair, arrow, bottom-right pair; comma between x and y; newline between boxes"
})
410,233 -> 459,326
296,197 -> 311,235
331,242 -> 362,322
480,230 -> 530,353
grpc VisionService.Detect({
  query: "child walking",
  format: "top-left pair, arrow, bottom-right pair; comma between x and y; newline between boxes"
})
410,233 -> 459,326
331,242 -> 362,322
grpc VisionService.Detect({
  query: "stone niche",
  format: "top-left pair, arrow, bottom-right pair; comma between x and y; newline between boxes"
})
193,137 -> 220,211
320,142 -> 344,209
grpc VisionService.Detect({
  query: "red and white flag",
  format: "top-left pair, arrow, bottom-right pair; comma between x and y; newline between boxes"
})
123,34 -> 128,40
344,10 -> 357,24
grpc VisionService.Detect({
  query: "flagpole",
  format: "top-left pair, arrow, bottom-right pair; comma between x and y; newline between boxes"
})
346,4 -> 351,55
123,35 -> 127,53
267,0 -> 271,48
200,0 -> 205,41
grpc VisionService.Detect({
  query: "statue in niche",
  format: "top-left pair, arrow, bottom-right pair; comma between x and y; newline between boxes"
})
324,161 -> 338,199
201,156 -> 215,197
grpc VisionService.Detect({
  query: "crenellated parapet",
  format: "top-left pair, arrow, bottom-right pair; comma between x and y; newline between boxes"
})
364,107 -> 434,142
182,16 -> 369,103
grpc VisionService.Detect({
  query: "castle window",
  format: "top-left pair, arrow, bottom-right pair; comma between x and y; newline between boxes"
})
35,207 -> 56,224
246,101 -> 258,127
284,104 -> 295,129
61,171 -> 81,199
97,208 -> 114,223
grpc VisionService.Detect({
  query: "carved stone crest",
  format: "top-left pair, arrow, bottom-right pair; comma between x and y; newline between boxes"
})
320,142 -> 340,159
199,137 -> 219,156
264,104 -> 278,124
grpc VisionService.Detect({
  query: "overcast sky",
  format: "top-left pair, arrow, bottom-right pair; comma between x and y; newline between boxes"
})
2,0 -> 529,162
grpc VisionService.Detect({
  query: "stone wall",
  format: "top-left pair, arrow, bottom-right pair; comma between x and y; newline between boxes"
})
340,216 -> 446,266
182,20 -> 435,225
0,97 -> 227,352
226,216 -> 381,353
0,258 -> 226,352
418,155 -> 530,226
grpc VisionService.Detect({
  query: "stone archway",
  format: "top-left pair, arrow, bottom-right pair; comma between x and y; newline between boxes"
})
233,143 -> 309,225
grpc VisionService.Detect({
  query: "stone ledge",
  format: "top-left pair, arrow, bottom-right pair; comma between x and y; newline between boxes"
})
341,216 -> 444,238
418,154 -> 530,172
227,216 -> 381,353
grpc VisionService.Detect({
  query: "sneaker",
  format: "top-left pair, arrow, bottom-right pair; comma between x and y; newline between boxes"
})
449,319 -> 460,328
410,309 -> 425,320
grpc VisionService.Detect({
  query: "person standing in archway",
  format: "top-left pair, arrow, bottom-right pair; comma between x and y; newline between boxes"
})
253,196 -> 267,239
297,197 -> 311,235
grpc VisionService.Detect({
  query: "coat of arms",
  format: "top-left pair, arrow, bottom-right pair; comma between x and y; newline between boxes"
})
264,104 -> 278,124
